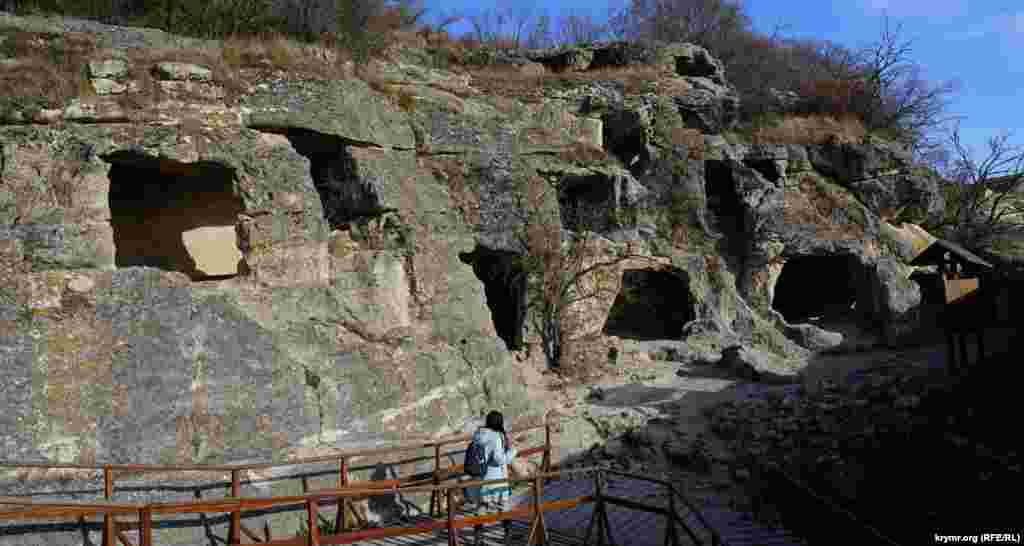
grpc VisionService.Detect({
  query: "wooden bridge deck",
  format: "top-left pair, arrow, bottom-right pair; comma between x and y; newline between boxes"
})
510,474 -> 807,546
335,474 -> 807,546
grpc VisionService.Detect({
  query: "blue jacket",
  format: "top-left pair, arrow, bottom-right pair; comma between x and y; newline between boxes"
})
471,427 -> 517,481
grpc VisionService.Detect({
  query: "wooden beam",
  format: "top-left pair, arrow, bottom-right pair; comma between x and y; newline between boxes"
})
139,508 -> 152,546
446,489 -> 456,546
230,470 -> 242,545
307,500 -> 320,546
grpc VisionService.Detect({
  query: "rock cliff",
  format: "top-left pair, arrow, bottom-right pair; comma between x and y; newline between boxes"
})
0,14 -> 946,543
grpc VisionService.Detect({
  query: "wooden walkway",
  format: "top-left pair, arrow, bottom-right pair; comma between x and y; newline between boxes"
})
505,474 -> 807,546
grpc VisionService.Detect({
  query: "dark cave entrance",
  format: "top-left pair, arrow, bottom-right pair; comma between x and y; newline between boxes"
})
273,128 -> 386,229
603,269 -> 695,340
559,174 -> 617,233
459,247 -> 527,351
105,151 -> 245,280
773,255 -> 861,324
910,271 -> 945,305
602,109 -> 651,177
705,160 -> 745,236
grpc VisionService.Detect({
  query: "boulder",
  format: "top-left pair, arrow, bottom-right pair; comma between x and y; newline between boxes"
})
660,43 -> 728,85
784,323 -> 844,351
153,61 -> 213,82
719,345 -> 800,383
88,58 -> 129,79
807,138 -> 944,224
90,78 -> 129,95
526,46 -> 595,72
673,77 -> 740,133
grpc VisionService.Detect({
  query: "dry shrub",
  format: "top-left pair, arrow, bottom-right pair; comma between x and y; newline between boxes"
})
359,67 -> 418,112
784,173 -> 866,241
0,30 -> 97,113
220,32 -> 348,79
366,7 -> 407,35
796,78 -> 871,119
747,114 -> 866,146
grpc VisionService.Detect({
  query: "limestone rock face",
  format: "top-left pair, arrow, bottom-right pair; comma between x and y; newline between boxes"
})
807,137 -> 945,224
0,16 -> 950,542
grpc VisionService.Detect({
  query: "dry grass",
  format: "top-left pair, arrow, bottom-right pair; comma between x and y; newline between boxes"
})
461,64 -> 666,102
0,29 -> 97,113
357,65 -> 420,113
744,114 -> 867,146
783,172 -> 866,242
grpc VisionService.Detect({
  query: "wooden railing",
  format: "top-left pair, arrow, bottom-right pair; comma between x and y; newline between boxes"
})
0,414 -> 556,546
0,465 -> 718,546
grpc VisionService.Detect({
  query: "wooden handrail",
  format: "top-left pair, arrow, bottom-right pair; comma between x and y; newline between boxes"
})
1,466 -> 719,546
0,466 -> 600,518
0,414 -> 571,543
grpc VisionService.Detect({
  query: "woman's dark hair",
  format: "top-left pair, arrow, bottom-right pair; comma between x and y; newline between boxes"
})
485,410 -> 505,434
485,410 -> 509,450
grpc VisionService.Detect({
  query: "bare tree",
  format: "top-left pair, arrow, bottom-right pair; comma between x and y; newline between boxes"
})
525,12 -> 553,49
467,9 -> 508,45
505,6 -> 534,49
555,12 -> 608,46
511,175 -> 653,371
854,16 -> 958,155
931,124 -> 1024,254
613,0 -> 749,47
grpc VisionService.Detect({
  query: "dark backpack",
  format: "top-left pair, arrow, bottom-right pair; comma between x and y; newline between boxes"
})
464,437 -> 487,477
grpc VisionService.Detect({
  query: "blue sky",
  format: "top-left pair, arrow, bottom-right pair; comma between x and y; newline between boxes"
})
421,0 -> 1024,161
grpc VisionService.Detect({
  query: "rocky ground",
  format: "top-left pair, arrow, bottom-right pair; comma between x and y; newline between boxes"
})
532,327 -> 1021,543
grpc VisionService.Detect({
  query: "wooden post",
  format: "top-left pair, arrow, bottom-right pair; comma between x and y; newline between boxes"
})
532,476 -> 548,545
139,508 -> 152,546
430,444 -> 441,517
307,499 -> 320,546
102,466 -> 115,546
334,456 -> 348,532
665,488 -> 680,546
446,488 -> 457,546
594,471 -> 615,546
543,419 -> 552,473
230,469 -> 241,545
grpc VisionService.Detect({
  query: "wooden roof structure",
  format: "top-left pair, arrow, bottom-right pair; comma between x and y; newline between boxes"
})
909,238 -> 994,270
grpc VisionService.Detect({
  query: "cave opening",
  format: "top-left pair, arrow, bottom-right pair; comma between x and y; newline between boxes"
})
603,110 -> 651,177
459,247 -> 527,351
773,255 -> 861,324
910,270 -> 945,305
705,160 -> 744,235
105,151 -> 245,280
274,128 -> 385,229
559,175 -> 616,233
603,269 -> 695,340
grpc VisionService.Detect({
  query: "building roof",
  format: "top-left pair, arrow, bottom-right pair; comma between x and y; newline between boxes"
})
909,238 -> 994,269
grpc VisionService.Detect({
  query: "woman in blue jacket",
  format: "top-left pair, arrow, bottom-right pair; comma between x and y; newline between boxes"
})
466,410 -> 518,545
